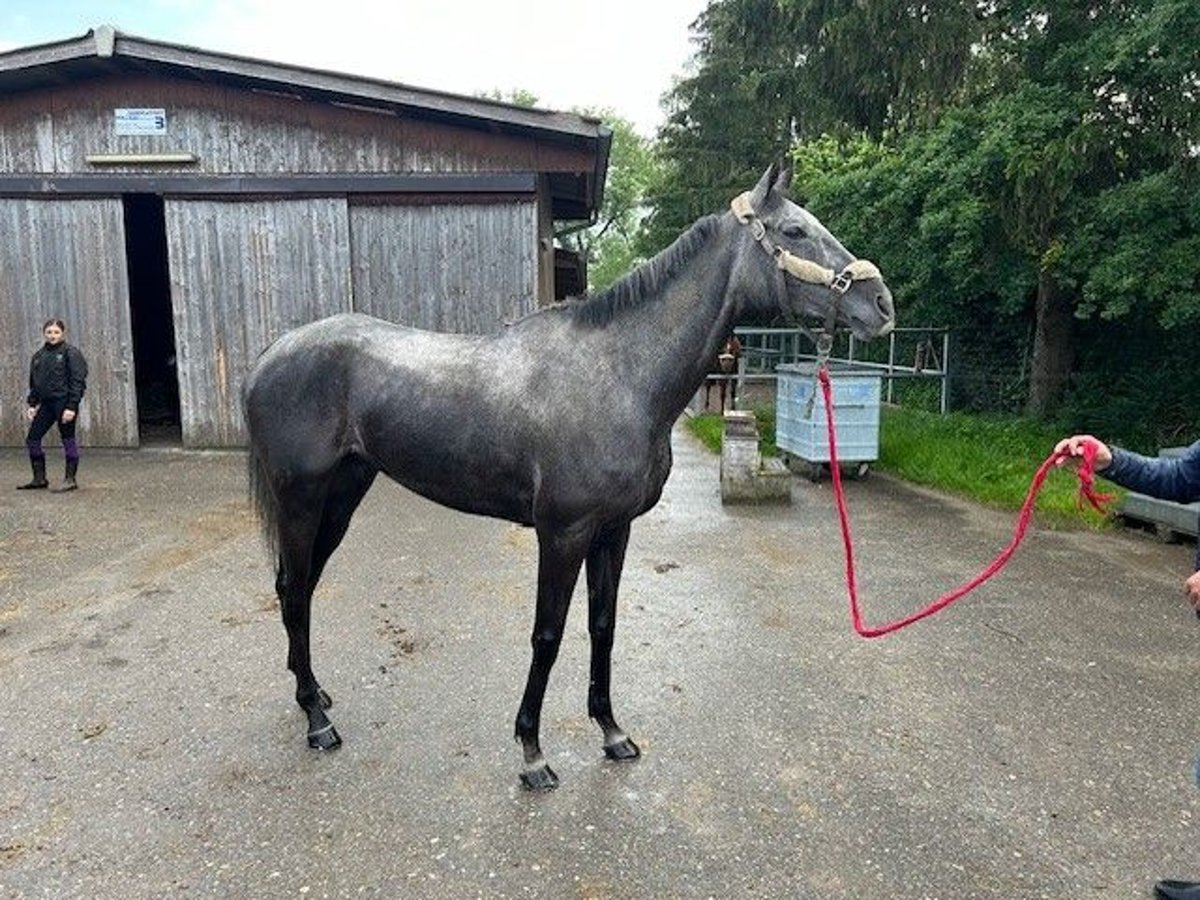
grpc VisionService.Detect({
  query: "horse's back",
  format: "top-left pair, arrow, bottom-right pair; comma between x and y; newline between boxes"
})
243,312 -> 506,481
242,310 -> 668,528
244,315 -> 414,472
246,313 -> 487,400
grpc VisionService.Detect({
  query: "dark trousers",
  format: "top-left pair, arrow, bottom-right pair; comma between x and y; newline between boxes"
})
25,399 -> 79,462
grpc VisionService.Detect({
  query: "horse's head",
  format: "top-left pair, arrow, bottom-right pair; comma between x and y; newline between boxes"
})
731,163 -> 895,342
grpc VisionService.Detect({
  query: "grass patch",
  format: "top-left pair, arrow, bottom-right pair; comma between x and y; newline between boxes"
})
685,412 -> 724,454
685,405 -> 778,457
877,405 -> 1121,529
685,401 -> 1121,530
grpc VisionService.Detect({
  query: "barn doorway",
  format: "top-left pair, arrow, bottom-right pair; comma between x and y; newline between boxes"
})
123,194 -> 181,444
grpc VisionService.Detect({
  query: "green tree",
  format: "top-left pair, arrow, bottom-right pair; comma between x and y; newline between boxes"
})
792,0 -> 1199,421
560,112 -> 660,291
771,0 -> 982,138
648,0 -> 1199,429
640,0 -> 795,255
641,0 -> 983,255
475,88 -> 540,108
977,0 -> 1200,414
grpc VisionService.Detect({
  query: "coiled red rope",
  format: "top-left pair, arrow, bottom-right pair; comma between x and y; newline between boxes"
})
817,367 -> 1112,638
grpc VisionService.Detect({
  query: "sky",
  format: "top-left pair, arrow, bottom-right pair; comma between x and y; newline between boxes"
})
0,0 -> 709,136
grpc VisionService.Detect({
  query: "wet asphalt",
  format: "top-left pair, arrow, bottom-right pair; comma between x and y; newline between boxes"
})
0,425 -> 1197,899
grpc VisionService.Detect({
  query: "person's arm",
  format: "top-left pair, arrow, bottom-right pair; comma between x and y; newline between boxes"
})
26,352 -> 39,407
1102,441 -> 1200,504
1059,435 -> 1200,616
64,346 -> 88,412
1191,535 -> 1200,612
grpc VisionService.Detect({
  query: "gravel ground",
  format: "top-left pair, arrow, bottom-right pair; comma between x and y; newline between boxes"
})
0,427 -> 1196,899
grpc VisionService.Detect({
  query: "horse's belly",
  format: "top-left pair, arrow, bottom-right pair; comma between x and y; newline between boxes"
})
405,476 -> 535,526
373,439 -> 536,526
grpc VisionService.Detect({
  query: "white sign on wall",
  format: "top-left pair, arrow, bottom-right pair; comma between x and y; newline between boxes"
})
114,108 -> 167,136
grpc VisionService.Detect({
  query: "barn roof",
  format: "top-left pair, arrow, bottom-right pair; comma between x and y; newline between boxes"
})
0,24 -> 611,220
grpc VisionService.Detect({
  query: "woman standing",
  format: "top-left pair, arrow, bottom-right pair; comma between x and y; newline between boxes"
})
17,318 -> 89,492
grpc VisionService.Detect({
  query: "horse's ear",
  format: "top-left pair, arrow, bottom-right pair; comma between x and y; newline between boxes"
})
772,164 -> 792,196
749,163 -> 779,209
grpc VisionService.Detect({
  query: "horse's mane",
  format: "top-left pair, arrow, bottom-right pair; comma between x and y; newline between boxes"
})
552,215 -> 720,328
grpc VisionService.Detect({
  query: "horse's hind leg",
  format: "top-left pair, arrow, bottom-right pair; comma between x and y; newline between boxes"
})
310,457 -> 377,588
275,481 -> 338,750
586,522 -> 640,762
276,459 -> 376,751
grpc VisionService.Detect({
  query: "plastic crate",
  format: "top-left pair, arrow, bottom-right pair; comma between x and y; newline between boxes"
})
775,363 -> 881,464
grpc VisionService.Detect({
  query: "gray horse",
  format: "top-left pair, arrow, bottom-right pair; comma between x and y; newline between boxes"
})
243,163 -> 895,790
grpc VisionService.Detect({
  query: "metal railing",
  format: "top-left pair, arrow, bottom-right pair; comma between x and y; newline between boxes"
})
711,326 -> 951,414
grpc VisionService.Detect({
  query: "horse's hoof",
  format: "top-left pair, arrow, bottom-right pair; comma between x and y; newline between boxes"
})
519,764 -> 559,792
604,737 -> 641,762
307,723 -> 342,751
317,689 -> 333,710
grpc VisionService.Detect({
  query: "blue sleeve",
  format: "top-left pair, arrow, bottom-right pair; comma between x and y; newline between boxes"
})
1102,440 -> 1200,504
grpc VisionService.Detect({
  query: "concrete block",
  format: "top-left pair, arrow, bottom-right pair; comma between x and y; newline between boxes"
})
720,411 -> 791,505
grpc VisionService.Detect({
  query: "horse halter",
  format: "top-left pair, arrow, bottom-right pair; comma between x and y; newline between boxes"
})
730,191 -> 881,350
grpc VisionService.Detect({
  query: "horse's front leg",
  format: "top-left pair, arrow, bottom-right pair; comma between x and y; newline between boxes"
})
586,522 -> 640,762
515,526 -> 587,791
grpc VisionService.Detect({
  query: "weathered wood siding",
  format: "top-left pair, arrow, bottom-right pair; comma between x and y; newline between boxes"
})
0,90 -> 54,171
350,198 -> 538,333
0,62 -> 599,447
0,77 -> 595,178
0,198 -> 138,447
164,197 -> 352,446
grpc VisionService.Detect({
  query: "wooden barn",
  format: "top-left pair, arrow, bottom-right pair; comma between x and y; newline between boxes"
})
0,25 -> 610,448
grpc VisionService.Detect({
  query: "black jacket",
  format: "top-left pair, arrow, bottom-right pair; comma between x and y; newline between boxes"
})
27,342 -> 88,412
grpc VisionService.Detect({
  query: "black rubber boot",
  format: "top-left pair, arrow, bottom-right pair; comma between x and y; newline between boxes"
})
17,457 -> 48,490
52,458 -> 78,493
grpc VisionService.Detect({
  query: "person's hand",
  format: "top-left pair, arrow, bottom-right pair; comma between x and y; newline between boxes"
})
1054,434 -> 1112,470
1185,571 -> 1200,612
25,405 -> 37,421
61,409 -> 76,424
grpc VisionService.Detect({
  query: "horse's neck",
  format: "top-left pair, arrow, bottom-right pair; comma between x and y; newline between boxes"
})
607,234 -> 739,426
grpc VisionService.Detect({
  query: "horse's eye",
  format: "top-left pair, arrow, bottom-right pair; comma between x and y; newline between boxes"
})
781,224 -> 807,240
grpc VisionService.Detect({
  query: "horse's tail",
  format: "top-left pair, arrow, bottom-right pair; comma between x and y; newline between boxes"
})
243,382 -> 282,561
246,442 -> 282,560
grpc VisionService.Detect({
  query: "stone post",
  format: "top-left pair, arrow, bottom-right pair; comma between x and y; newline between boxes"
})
719,411 -> 791,504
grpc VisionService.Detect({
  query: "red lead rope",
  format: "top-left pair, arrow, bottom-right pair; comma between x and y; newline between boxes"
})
817,366 -> 1112,638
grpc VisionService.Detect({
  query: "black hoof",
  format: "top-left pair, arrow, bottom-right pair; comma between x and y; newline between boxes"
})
519,764 -> 559,791
307,723 -> 342,750
318,689 -> 333,710
603,737 -> 641,762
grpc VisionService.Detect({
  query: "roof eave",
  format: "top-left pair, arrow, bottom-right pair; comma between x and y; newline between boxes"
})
0,25 -> 613,220
0,26 -> 605,141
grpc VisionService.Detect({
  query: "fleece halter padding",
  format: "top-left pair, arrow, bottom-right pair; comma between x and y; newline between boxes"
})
730,192 -> 881,292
